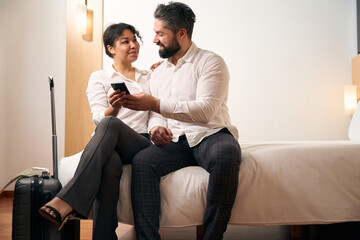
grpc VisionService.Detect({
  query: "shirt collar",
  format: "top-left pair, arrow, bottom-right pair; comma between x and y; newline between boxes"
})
105,65 -> 149,80
105,65 -> 118,78
166,42 -> 198,67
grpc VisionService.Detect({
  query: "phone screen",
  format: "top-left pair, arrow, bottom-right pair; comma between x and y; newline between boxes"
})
111,82 -> 130,94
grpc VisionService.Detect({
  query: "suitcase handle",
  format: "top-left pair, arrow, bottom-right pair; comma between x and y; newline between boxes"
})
48,76 -> 58,179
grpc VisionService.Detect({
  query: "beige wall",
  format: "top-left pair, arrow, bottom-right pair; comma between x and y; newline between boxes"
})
0,1 -> 6,190
65,0 -> 102,156
352,55 -> 360,100
0,0 -> 66,190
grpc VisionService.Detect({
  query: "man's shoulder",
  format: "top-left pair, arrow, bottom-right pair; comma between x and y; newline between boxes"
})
197,47 -> 216,55
195,47 -> 224,63
193,48 -> 226,69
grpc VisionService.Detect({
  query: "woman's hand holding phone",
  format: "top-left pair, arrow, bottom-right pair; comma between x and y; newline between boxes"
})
109,90 -> 126,109
104,90 -> 127,117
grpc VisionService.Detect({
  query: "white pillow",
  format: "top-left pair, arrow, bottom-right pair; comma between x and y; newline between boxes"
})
348,101 -> 360,141
58,151 -> 83,186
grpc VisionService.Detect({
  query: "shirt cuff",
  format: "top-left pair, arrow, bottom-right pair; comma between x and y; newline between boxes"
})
93,110 -> 106,125
160,100 -> 175,118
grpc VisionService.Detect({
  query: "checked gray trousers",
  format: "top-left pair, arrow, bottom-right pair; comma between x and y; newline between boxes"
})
131,128 -> 241,240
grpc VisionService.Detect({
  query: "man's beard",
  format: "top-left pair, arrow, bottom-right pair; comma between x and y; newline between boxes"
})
158,39 -> 181,58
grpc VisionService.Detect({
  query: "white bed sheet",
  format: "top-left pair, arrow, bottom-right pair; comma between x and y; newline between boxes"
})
58,140 -> 360,227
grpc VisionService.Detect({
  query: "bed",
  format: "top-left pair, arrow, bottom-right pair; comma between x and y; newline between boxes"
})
58,140 -> 360,230
57,56 -> 360,239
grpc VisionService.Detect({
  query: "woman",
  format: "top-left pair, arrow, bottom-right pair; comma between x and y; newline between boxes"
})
39,23 -> 152,240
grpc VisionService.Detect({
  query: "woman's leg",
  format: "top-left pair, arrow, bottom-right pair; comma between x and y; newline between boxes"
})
43,116 -> 151,218
92,151 -> 122,240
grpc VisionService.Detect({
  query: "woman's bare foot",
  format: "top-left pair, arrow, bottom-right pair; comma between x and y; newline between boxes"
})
40,197 -> 73,220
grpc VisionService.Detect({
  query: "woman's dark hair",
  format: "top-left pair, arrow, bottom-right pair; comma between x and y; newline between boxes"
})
154,1 -> 196,39
103,23 -> 142,58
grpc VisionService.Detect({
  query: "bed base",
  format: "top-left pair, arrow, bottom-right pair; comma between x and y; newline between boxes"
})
195,225 -> 302,240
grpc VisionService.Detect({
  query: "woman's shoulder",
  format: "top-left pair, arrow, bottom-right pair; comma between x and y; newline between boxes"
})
90,69 -> 108,78
88,69 -> 113,84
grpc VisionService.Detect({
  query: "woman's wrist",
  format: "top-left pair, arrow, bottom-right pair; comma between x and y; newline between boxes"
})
105,105 -> 120,117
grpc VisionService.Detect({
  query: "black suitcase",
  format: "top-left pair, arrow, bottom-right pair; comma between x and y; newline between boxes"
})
12,76 -> 80,240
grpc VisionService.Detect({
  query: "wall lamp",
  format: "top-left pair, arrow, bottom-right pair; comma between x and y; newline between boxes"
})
76,0 -> 93,41
344,85 -> 358,115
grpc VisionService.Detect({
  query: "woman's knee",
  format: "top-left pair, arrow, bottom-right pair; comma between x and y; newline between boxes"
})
98,116 -> 114,127
97,116 -> 125,132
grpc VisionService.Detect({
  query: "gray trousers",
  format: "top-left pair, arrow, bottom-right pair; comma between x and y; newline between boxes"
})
131,128 -> 241,240
57,116 -> 151,240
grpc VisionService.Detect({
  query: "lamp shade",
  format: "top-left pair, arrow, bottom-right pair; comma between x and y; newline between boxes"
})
344,85 -> 358,115
76,4 -> 87,34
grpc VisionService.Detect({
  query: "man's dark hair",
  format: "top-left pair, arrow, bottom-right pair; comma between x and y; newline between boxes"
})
154,2 -> 196,39
103,23 -> 142,58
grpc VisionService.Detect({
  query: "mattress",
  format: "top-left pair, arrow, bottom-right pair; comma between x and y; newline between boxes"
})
58,140 -> 360,227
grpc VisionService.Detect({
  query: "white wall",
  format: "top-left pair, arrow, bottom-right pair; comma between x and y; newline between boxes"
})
0,0 -> 66,190
104,0 -> 357,141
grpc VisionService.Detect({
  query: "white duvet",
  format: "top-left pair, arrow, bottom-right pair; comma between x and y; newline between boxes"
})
59,140 -> 360,226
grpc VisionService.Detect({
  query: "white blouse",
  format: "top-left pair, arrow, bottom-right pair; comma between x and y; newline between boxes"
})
86,65 -> 151,134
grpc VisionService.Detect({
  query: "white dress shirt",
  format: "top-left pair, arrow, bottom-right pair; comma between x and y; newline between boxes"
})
148,43 -> 238,147
86,65 -> 150,133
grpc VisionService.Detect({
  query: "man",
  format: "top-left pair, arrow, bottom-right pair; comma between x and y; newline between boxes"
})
123,2 -> 241,239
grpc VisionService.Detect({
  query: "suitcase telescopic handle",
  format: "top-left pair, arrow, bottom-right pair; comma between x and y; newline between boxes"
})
48,76 -> 58,179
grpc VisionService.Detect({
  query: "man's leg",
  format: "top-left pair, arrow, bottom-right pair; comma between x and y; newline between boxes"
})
92,151 -> 122,240
192,129 -> 241,240
131,137 -> 195,240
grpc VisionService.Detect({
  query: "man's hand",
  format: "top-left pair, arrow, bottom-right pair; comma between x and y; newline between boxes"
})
150,61 -> 164,71
123,92 -> 160,113
150,126 -> 173,146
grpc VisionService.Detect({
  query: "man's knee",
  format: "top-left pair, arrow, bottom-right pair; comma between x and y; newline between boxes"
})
132,147 -> 152,169
132,146 -> 163,177
209,138 -> 241,171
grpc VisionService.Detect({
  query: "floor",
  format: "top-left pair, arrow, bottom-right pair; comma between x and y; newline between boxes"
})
1,196 -> 359,240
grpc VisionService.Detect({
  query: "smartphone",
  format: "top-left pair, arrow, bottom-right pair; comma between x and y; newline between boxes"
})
111,82 -> 130,94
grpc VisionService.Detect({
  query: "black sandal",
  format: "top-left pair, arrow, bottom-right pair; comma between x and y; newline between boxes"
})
38,205 -> 76,230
